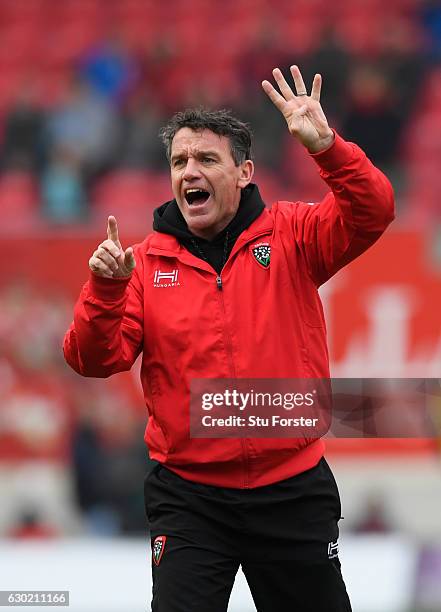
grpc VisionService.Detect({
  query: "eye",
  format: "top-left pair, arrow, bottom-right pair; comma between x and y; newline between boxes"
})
172,158 -> 185,168
202,157 -> 216,164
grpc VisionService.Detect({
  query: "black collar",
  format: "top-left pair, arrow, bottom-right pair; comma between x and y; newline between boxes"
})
152,184 -> 266,273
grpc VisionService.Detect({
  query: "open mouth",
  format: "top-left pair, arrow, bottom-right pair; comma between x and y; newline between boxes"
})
185,188 -> 210,206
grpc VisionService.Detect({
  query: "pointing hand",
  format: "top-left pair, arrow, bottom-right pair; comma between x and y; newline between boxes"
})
89,216 -> 136,278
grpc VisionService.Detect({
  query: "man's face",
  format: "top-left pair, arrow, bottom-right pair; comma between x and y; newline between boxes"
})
170,128 -> 254,240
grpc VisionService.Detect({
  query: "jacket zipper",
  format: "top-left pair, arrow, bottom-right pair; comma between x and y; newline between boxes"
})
214,229 -> 273,488
148,228 -> 273,488
215,273 -> 250,489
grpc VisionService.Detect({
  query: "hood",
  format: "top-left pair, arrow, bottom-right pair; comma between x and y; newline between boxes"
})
152,183 -> 265,245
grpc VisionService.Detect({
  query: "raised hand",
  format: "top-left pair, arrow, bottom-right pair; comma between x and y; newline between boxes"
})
262,65 -> 334,153
89,216 -> 136,278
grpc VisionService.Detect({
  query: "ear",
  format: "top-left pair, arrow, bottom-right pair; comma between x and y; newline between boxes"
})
237,160 -> 254,189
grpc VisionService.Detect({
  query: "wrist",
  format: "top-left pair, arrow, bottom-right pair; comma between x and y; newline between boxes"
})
310,131 -> 354,172
307,131 -> 335,154
89,271 -> 131,301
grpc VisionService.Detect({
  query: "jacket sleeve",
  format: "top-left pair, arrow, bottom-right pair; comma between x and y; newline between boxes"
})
291,131 -> 395,287
63,254 -> 144,378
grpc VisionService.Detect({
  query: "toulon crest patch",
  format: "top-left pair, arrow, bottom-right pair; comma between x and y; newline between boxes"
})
251,242 -> 271,268
152,535 -> 167,566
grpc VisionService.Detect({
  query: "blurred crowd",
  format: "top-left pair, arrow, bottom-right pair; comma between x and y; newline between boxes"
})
1,0 -> 441,539
0,281 -> 151,537
0,0 -> 441,230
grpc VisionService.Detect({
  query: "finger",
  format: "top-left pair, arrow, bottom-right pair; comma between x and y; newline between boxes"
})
89,256 -> 114,278
272,68 -> 295,101
124,247 -> 136,271
94,248 -> 119,272
311,73 -> 322,102
107,215 -> 119,244
290,65 -> 308,96
262,80 -> 288,113
99,239 -> 120,259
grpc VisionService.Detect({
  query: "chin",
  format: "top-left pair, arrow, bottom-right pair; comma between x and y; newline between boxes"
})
188,220 -> 216,239
187,215 -> 213,230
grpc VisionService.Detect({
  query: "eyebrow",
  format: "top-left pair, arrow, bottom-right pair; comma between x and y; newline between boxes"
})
171,150 -> 221,163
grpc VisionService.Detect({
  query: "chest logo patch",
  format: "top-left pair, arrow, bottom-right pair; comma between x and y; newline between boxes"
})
152,535 -> 167,566
251,242 -> 271,269
153,269 -> 180,287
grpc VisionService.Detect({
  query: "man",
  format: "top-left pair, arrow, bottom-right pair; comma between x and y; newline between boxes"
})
64,65 -> 394,611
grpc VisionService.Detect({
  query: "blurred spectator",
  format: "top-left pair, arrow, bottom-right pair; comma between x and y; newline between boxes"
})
41,147 -> 87,223
72,402 -> 150,536
7,509 -> 58,540
1,83 -> 46,173
118,94 -> 165,170
420,0 -> 441,60
0,282 -> 74,464
352,493 -> 394,534
235,23 -> 290,169
302,29 -> 351,127
134,36 -> 184,115
236,19 -> 289,96
45,74 -> 121,190
0,278 -> 150,535
341,63 -> 403,173
0,282 -> 71,376
72,418 -> 118,535
79,33 -> 138,106
375,17 -> 426,121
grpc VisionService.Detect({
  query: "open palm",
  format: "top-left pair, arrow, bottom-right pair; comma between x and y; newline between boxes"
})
262,65 -> 334,153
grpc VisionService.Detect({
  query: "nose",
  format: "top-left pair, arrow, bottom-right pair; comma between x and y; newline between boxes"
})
182,157 -> 201,180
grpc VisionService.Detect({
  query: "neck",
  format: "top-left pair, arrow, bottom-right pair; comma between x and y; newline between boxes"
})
190,219 -> 232,241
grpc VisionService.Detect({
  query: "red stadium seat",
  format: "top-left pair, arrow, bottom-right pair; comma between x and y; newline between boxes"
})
91,170 -> 172,228
400,111 -> 441,165
0,172 -> 40,231
0,0 -> 47,25
0,71 -> 19,112
278,15 -> 325,55
41,21 -> 105,67
49,0 -> 104,23
0,24 -> 43,70
252,168 -> 290,206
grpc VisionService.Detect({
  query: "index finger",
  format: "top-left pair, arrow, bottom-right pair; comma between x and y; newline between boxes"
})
107,215 -> 119,243
262,80 -> 288,113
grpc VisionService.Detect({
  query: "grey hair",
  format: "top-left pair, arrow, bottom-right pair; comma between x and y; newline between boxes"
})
159,108 -> 253,166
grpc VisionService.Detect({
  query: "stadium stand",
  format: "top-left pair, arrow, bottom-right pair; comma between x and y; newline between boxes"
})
0,7 -> 440,600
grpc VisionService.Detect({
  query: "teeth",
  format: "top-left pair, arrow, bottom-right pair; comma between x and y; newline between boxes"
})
185,187 -> 210,206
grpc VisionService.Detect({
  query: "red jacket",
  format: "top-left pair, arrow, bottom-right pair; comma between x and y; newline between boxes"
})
63,134 -> 394,488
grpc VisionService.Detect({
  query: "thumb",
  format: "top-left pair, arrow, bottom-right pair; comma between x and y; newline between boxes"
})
124,247 -> 136,271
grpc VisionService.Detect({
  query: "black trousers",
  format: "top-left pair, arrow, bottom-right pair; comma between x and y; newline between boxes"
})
144,458 -> 352,612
